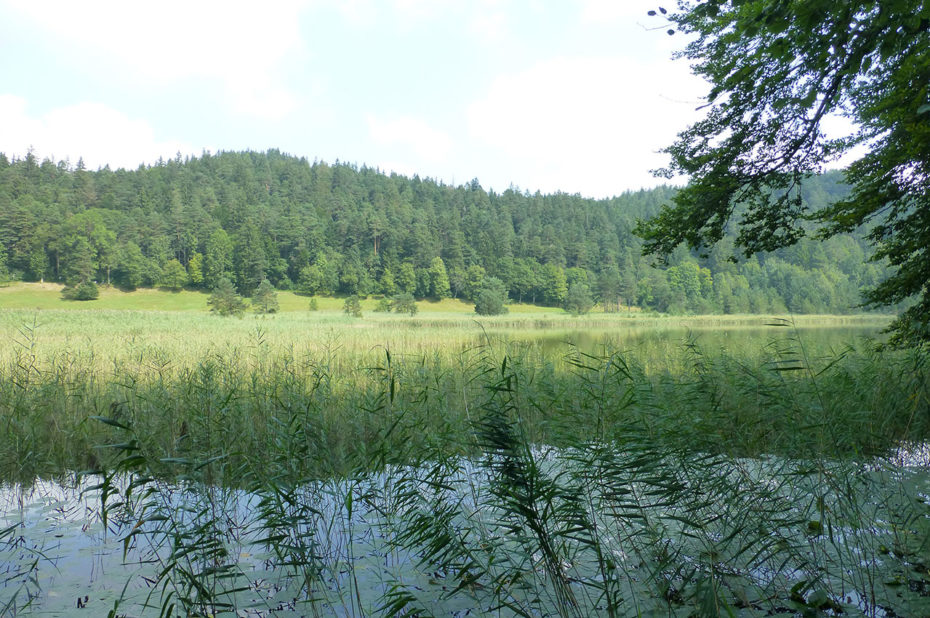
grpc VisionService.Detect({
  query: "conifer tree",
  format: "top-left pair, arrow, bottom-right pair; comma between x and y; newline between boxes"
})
252,278 -> 279,314
208,277 -> 247,317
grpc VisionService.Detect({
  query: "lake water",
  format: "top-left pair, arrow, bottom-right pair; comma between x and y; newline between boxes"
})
3,443 -> 929,617
509,318 -> 885,352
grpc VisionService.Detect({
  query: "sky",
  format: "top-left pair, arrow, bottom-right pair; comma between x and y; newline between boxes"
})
0,0 -> 709,198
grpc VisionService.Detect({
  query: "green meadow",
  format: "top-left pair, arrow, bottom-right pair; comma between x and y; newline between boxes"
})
0,281 -> 556,313
2,283 -> 928,616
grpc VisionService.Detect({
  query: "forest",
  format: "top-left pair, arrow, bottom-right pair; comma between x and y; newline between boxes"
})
0,149 -> 893,315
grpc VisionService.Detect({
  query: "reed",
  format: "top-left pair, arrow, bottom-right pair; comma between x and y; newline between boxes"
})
1,312 -> 928,615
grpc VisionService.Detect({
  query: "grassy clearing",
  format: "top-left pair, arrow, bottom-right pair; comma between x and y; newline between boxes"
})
0,282 -> 895,322
0,282 -> 210,311
0,282 -> 504,313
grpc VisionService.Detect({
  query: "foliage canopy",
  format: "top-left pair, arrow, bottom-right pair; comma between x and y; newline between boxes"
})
391,292 -> 418,316
62,280 -> 99,301
637,0 -> 930,343
474,277 -> 509,316
0,149 -> 896,318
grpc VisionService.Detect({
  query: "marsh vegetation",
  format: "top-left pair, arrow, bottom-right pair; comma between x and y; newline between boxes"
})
1,308 -> 928,616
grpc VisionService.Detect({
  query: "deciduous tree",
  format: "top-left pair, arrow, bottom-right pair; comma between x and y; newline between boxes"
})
428,256 -> 451,299
116,241 -> 148,289
474,277 -> 509,316
160,259 -> 188,291
637,1 -> 930,343
188,252 -> 204,287
0,243 -> 9,284
62,280 -> 99,301
391,292 -> 418,316
204,229 -> 233,290
343,294 -> 362,317
564,282 -> 594,316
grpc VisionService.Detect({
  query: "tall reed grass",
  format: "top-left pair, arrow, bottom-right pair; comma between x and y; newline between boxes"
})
0,316 -> 914,483
2,314 -> 928,615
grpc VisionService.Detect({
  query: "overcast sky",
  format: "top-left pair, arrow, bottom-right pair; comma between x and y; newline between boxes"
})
0,0 -> 708,198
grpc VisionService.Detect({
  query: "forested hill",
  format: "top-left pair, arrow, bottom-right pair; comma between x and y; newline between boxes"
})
0,149 -> 891,314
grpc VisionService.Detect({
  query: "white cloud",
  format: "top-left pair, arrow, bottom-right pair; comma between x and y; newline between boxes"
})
227,79 -> 299,121
0,95 -> 194,170
468,10 -> 508,41
6,0 -> 307,119
820,113 -> 869,168
388,0 -> 509,39
333,0 -> 378,27
367,114 -> 453,161
392,0 -> 450,20
466,56 -> 705,196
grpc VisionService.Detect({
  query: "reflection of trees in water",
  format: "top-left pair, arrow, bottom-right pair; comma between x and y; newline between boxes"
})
509,324 -> 882,364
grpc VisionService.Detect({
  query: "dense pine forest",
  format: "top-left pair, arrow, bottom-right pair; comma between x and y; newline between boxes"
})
0,149 -> 891,314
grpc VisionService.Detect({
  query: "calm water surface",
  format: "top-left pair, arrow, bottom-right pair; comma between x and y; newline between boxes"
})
3,445 -> 928,616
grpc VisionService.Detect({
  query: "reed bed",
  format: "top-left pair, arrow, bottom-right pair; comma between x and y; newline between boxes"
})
2,311 -> 928,616
0,308 -> 890,371
0,312 -> 907,482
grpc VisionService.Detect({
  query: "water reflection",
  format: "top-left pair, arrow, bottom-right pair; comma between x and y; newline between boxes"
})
518,323 -> 882,355
2,440 -> 928,617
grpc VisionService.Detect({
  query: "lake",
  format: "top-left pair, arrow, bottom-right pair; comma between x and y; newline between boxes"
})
4,313 -> 927,616
3,445 -> 929,616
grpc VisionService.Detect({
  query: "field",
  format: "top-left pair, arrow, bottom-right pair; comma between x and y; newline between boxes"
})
1,284 -> 928,616
0,281 -> 556,313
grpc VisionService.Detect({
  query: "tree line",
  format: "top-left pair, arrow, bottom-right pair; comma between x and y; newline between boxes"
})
0,149 -> 894,315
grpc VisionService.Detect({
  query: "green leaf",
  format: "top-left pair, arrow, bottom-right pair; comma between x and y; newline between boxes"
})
90,415 -> 131,430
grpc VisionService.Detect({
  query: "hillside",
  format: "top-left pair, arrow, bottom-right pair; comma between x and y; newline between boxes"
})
0,149 -> 891,314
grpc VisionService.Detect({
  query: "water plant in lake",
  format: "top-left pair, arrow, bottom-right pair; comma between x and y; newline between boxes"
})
2,323 -> 929,615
